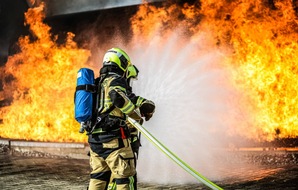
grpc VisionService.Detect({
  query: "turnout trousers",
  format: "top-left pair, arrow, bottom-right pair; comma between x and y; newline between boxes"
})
88,138 -> 136,190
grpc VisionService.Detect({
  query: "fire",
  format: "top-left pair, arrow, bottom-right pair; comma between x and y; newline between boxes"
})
0,4 -> 91,142
1,1 -> 297,143
130,0 -> 298,141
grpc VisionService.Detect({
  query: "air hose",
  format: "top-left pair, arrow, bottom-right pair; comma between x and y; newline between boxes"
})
127,117 -> 223,190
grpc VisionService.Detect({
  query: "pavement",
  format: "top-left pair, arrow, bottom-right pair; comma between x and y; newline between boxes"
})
1,143 -> 298,190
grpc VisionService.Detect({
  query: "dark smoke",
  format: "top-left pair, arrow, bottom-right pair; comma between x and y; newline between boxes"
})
0,0 -> 28,66
0,0 -> 28,111
42,0 -> 162,16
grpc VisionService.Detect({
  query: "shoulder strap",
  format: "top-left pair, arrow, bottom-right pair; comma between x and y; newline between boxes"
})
75,84 -> 97,93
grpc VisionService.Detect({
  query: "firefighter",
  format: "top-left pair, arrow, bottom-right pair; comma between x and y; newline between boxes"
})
88,48 -> 136,190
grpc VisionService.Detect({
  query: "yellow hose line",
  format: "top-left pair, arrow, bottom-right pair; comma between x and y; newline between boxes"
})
128,117 -> 223,190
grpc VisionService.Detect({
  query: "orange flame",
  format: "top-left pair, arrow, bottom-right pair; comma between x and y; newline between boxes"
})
1,1 -> 298,143
0,4 -> 90,142
130,0 -> 298,141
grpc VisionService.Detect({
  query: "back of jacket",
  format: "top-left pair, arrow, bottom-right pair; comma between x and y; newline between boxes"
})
88,73 -> 135,143
101,74 -> 135,118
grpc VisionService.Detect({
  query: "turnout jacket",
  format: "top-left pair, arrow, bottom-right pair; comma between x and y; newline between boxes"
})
101,74 -> 135,118
88,73 -> 135,143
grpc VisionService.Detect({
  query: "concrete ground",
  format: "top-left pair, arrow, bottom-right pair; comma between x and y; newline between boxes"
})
1,143 -> 298,190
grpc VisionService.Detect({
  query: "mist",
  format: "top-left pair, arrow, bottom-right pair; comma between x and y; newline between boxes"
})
82,16 -> 252,183
120,32 -> 249,184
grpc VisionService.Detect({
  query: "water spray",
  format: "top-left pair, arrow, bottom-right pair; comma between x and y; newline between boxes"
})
128,117 -> 223,190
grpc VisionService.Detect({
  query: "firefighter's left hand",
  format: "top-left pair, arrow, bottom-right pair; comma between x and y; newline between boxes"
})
131,135 -> 141,153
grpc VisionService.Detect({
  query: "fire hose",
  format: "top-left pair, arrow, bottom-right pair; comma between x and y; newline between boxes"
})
127,117 -> 223,190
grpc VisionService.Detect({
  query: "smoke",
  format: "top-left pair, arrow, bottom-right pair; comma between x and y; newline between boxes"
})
0,0 -> 29,66
43,0 -> 148,16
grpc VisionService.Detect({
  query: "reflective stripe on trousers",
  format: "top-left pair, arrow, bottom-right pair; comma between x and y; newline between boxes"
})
107,176 -> 134,190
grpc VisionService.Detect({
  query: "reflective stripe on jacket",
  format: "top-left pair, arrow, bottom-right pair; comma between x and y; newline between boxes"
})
100,74 -> 135,118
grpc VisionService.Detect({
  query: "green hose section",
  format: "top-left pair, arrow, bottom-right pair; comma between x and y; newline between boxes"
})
127,117 -> 223,190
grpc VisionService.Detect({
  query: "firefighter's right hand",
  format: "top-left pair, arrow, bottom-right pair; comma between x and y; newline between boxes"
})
143,113 -> 153,121
140,100 -> 155,121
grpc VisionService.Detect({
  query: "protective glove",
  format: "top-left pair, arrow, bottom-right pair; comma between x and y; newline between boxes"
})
139,100 -> 155,121
130,135 -> 141,153
143,113 -> 153,121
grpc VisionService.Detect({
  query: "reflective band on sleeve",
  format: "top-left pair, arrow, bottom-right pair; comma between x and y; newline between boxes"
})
104,99 -> 113,105
128,117 -> 223,190
110,86 -> 126,93
120,101 -> 135,114
103,98 -> 113,112
136,97 -> 145,107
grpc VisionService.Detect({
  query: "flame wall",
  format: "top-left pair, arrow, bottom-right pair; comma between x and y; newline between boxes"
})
0,4 -> 91,142
0,0 -> 298,143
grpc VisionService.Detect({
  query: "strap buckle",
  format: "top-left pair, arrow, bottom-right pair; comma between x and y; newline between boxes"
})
85,84 -> 96,93
119,120 -> 126,126
76,84 -> 97,93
